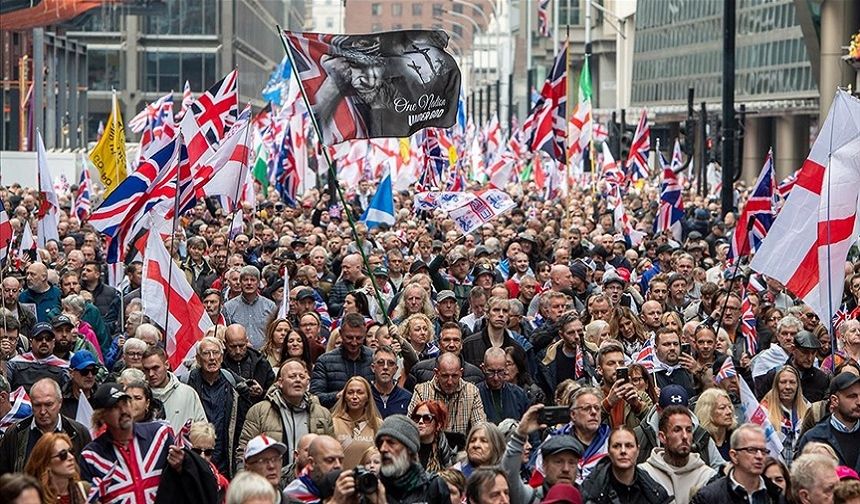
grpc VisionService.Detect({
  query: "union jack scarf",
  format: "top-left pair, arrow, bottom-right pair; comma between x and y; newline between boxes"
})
10,352 -> 69,368
0,386 -> 31,434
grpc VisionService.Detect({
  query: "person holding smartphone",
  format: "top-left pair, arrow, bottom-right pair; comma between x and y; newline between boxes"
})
596,343 -> 651,429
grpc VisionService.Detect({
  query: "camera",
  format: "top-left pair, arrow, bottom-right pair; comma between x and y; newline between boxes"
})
353,466 -> 378,494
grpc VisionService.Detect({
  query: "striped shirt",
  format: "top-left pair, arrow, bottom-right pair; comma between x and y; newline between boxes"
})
408,379 -> 487,436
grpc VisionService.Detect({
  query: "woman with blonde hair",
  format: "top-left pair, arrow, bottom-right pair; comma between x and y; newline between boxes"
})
24,432 -> 90,503
398,313 -> 438,360
761,365 -> 809,464
584,319 -> 609,351
694,387 -> 738,459
331,376 -> 383,469
660,311 -> 683,335
358,446 -> 381,475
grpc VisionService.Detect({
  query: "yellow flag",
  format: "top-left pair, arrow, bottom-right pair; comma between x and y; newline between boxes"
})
89,93 -> 127,196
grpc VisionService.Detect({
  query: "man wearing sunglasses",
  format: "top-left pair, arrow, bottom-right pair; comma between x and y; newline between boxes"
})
0,377 -> 91,474
5,322 -> 70,392
60,350 -> 101,419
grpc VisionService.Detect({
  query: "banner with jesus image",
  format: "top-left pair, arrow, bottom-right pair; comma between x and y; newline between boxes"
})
283,30 -> 461,145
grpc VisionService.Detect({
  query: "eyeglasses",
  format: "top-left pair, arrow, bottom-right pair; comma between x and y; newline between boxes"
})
249,454 -> 281,466
573,405 -> 601,413
803,312 -> 819,319
192,447 -> 215,457
411,414 -> 435,424
484,369 -> 507,377
125,352 -> 143,359
77,367 -> 98,376
52,449 -> 72,461
734,446 -> 768,456
374,360 -> 397,368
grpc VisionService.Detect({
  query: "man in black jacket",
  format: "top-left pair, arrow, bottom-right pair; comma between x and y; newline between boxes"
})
652,327 -> 697,397
0,377 -> 91,474
309,313 -> 374,408
407,322 -> 483,389
222,324 -> 275,404
80,260 -> 121,333
462,296 -> 526,368
691,424 -> 783,504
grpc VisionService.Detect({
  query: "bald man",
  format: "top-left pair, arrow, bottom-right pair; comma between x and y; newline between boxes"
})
2,277 -> 35,337
328,253 -> 363,317
19,263 -> 62,322
222,324 -> 275,403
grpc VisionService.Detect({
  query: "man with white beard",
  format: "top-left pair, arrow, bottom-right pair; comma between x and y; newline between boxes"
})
374,415 -> 451,503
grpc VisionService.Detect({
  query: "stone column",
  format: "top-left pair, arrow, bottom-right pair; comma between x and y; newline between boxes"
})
741,117 -> 772,184
774,115 -> 810,180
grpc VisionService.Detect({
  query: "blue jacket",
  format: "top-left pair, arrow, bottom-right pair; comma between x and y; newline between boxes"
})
797,419 -> 860,472
477,381 -> 529,424
19,285 -> 61,322
372,384 -> 413,418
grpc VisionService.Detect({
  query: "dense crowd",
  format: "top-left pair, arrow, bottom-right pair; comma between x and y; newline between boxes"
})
0,177 -> 859,504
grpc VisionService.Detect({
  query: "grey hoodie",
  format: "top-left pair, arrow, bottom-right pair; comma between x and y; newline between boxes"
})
152,371 -> 207,431
641,406 -> 726,469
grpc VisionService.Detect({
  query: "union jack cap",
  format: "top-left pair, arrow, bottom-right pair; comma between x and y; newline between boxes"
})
245,434 -> 287,461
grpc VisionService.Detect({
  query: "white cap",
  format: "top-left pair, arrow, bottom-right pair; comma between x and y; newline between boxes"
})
244,434 -> 287,461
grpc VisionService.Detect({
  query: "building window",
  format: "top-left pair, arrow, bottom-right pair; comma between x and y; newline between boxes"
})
392,23 -> 403,30
143,52 -> 215,93
371,3 -> 381,16
392,3 -> 402,16
326,17 -> 334,28
88,49 -> 121,91
453,3 -> 463,13
432,3 -> 443,17
453,24 -> 463,37
412,4 -> 422,16
145,0 -> 217,35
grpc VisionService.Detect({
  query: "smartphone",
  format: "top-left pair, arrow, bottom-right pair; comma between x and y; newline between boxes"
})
616,367 -> 629,382
539,406 -> 571,425
681,343 -> 692,355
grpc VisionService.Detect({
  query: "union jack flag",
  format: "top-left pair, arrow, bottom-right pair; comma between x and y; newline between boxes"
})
175,80 -> 193,121
81,423 -> 173,504
833,305 -> 849,329
0,386 -> 31,435
740,288 -> 759,356
529,44 -> 568,162
128,93 -> 174,134
275,124 -> 300,206
777,169 -> 798,201
634,340 -> 654,371
189,70 -> 238,147
417,129 -> 448,191
728,148 -> 776,260
715,356 -> 737,382
538,0 -> 552,37
626,109 -> 650,182
653,142 -> 684,240
74,159 -> 92,222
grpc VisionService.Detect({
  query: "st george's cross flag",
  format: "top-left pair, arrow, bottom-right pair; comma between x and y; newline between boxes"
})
751,90 -> 860,323
36,130 -> 60,247
141,222 -> 213,376
282,30 -> 461,145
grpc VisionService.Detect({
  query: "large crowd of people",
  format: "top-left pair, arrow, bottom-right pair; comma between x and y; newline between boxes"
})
0,177 -> 859,504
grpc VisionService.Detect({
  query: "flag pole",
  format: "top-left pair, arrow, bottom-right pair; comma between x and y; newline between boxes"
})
565,0 -> 572,195
276,26 -> 392,326
162,138 -> 183,342
825,90 -> 837,373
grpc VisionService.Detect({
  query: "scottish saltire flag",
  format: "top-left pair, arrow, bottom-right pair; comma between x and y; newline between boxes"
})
282,30 -> 461,145
529,44 -> 567,162
729,148 -> 776,260
654,143 -> 684,241
626,109 -> 650,183
715,357 -> 785,461
262,55 -> 291,106
360,167 -> 395,228
74,159 -> 92,221
0,387 -> 31,435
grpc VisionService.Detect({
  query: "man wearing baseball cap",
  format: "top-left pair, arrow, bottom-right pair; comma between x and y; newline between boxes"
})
6,321 -> 70,391
244,434 -> 288,497
798,372 -> 860,471
80,382 -> 181,503
61,349 -> 101,419
503,404 -> 584,503
51,314 -> 100,363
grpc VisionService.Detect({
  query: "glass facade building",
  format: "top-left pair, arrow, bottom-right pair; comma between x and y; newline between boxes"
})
632,0 -> 816,106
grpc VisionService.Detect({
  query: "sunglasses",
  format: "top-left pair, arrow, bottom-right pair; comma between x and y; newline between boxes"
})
191,447 -> 215,457
77,367 -> 98,376
32,334 -> 55,342
52,449 -> 72,461
411,414 -> 435,424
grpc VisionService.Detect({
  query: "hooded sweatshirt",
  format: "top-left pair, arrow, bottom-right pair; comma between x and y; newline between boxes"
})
152,371 -> 207,431
637,406 -> 726,469
638,448 -> 716,504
